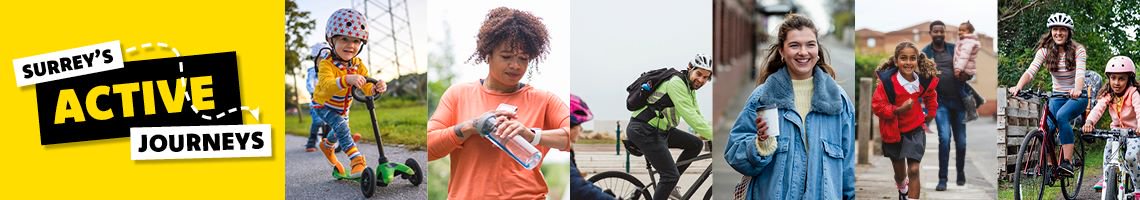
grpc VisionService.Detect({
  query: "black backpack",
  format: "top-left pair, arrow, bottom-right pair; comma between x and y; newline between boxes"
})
626,68 -> 686,119
876,66 -> 932,104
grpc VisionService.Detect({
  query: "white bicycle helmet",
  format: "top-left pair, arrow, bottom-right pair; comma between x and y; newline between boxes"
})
1047,13 -> 1074,29
326,9 -> 369,41
689,53 -> 712,71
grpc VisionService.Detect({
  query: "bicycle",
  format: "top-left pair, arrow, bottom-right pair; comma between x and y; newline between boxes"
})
587,140 -> 714,200
1082,129 -> 1139,200
1012,89 -> 1090,200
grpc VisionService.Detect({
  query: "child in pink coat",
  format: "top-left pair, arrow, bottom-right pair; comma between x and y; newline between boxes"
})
954,21 -> 980,81
1081,56 -> 1140,199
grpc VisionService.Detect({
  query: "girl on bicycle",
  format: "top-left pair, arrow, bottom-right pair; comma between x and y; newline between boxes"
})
1080,56 -> 1140,198
1008,13 -> 1089,176
872,41 -> 940,200
724,13 -> 855,200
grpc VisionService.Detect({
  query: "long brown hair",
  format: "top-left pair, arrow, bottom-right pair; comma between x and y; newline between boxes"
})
757,14 -> 836,84
876,41 -> 939,78
1036,27 -> 1083,72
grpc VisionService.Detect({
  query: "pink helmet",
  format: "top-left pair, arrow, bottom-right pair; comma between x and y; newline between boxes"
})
1105,56 -> 1135,74
570,94 -> 593,126
326,9 -> 368,41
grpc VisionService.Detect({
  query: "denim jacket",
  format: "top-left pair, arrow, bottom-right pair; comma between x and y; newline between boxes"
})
724,67 -> 856,200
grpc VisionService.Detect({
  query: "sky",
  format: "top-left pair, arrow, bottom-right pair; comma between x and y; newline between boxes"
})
855,0 -> 998,37
288,0 -> 428,103
569,0 -> 713,131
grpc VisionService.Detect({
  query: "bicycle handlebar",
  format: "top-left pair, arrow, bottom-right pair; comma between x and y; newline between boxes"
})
1082,129 -> 1140,140
351,77 -> 382,102
1012,89 -> 1066,101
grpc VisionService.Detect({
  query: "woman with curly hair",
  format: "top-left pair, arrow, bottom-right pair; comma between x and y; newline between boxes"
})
426,7 -> 571,199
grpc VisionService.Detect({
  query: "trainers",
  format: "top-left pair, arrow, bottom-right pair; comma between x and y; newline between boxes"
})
1093,178 -> 1104,192
348,148 -> 367,178
305,147 -> 317,152
669,187 -> 683,200
1059,161 -> 1075,177
318,139 -> 345,175
936,179 -> 947,191
898,191 -> 907,200
957,173 -> 967,186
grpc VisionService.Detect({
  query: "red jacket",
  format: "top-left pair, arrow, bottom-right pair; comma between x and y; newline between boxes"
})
872,73 -> 939,143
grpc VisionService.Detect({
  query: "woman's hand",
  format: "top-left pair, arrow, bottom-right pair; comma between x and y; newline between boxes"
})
1081,124 -> 1093,134
494,119 -> 533,141
755,116 -> 769,141
1008,86 -> 1021,96
463,110 -> 517,139
1069,88 -> 1082,99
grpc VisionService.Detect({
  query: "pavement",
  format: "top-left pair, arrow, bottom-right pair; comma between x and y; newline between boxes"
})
854,118 -> 999,200
284,134 -> 427,200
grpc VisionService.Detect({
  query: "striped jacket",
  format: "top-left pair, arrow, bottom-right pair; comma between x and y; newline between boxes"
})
312,56 -> 373,115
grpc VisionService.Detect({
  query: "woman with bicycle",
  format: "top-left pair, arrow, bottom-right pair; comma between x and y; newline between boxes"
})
1008,12 -> 1089,176
425,7 -> 572,199
1080,56 -> 1140,199
871,42 -> 940,200
723,14 -> 855,200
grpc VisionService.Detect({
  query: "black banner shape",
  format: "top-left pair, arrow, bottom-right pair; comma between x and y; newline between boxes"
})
36,52 -> 242,145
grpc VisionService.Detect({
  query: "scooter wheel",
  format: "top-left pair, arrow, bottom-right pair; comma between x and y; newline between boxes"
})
404,158 -> 424,186
360,167 -> 376,198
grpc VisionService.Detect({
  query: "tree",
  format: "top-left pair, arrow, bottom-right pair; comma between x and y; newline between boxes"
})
998,0 -> 1140,88
285,0 -> 316,122
427,22 -> 456,115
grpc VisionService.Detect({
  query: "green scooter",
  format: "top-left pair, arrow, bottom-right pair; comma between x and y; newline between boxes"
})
329,78 -> 424,198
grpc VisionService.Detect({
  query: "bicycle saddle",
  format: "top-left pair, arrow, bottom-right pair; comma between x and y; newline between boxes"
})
622,139 -> 644,157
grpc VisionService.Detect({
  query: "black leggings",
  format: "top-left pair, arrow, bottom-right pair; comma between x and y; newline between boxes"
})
627,121 -> 704,200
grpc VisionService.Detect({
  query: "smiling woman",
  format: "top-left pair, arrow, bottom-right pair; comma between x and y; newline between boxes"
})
723,13 -> 855,200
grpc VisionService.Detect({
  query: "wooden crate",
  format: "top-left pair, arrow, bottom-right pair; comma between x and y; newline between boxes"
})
996,88 -> 1041,180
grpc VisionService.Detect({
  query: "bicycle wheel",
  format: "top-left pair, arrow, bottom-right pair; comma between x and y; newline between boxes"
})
1014,130 -> 1046,200
1106,166 -> 1119,200
1061,134 -> 1087,199
588,171 -> 651,200
703,186 -> 712,200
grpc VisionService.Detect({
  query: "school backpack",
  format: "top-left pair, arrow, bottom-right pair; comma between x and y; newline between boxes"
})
625,68 -> 686,120
876,66 -> 933,104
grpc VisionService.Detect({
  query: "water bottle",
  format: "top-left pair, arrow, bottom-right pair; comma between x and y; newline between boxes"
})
480,114 -> 543,169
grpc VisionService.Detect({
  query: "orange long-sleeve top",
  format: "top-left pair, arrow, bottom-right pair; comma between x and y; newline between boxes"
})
427,81 -> 570,199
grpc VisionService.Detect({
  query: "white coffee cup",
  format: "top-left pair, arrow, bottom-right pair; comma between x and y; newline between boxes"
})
760,108 -> 780,137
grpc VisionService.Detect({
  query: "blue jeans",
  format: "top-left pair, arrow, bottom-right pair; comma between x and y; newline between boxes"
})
936,106 -> 967,180
306,106 -> 324,148
316,107 -> 357,155
1046,95 -> 1088,145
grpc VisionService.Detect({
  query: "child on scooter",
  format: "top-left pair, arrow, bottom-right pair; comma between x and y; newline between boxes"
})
312,8 -> 387,178
1081,56 -> 1140,198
